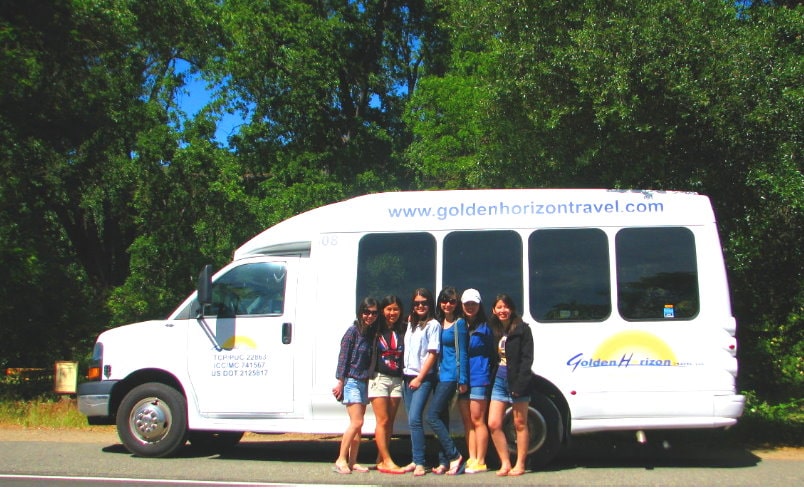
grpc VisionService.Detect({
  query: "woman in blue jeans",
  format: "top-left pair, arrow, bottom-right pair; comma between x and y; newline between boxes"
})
402,288 -> 440,477
426,286 -> 469,475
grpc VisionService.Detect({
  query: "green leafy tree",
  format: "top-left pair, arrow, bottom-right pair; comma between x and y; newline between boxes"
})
406,0 -> 802,398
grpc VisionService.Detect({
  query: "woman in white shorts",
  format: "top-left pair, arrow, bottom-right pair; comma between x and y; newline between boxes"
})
368,295 -> 407,474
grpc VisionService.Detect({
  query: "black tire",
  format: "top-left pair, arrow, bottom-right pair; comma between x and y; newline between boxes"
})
187,430 -> 244,453
502,392 -> 563,469
116,382 -> 188,457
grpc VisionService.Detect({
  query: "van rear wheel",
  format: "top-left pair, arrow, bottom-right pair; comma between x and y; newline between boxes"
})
116,382 -> 188,457
502,392 -> 563,469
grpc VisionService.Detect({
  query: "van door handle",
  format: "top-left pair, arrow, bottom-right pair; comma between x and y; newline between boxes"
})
282,322 -> 292,344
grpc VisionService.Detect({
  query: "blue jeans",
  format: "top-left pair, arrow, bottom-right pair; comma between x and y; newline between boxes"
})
426,380 -> 461,467
402,376 -> 434,466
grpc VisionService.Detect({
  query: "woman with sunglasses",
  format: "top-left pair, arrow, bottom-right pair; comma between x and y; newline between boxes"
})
331,297 -> 379,475
402,288 -> 440,476
426,286 -> 469,475
368,295 -> 407,474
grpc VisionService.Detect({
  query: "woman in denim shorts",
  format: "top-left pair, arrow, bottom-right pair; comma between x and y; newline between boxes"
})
456,288 -> 495,474
487,294 -> 534,477
367,295 -> 407,474
332,297 -> 379,474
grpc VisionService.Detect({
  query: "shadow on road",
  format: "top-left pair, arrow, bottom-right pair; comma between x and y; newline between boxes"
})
101,430 -> 762,470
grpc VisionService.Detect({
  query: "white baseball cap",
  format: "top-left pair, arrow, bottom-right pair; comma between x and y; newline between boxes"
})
461,288 -> 482,304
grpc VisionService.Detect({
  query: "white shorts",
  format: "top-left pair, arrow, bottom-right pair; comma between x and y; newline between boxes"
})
368,372 -> 403,398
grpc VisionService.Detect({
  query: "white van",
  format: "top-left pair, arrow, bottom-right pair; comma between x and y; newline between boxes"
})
77,188 -> 744,465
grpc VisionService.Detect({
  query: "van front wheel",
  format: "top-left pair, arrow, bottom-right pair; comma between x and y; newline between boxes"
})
116,382 -> 188,457
502,392 -> 563,469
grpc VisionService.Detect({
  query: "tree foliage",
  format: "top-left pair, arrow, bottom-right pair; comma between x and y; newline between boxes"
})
0,0 -> 800,403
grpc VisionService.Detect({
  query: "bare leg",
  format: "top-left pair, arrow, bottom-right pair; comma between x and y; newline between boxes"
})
371,397 -> 401,470
458,398 -> 476,462
471,398 -> 490,466
510,401 -> 529,475
335,403 -> 365,470
488,399 -> 511,475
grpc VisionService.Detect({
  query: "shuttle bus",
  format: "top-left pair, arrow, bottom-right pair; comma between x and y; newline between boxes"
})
77,188 -> 744,465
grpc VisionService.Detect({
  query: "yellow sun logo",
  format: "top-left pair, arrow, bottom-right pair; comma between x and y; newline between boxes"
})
221,335 -> 258,350
593,330 -> 677,365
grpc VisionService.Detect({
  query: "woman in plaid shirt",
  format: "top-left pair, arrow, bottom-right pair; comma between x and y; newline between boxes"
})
331,297 -> 379,474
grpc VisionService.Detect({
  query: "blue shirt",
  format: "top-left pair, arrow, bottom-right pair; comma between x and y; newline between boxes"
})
467,322 -> 495,387
438,318 -> 469,384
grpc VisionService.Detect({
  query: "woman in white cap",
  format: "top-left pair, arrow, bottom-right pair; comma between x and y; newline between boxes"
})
457,288 -> 495,474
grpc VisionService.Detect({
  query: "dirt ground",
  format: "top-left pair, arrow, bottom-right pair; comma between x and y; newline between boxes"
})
0,425 -> 801,460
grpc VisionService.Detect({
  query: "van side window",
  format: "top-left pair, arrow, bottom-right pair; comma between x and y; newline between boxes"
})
443,230 -> 523,310
616,227 -> 699,320
529,229 -> 610,321
204,262 -> 287,317
357,233 -> 436,302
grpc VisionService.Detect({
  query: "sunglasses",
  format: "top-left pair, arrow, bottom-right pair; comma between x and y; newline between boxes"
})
413,300 -> 429,307
362,310 -> 379,316
440,299 -> 457,305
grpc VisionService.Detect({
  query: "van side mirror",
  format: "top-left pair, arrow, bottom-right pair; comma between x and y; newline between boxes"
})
197,264 -> 213,306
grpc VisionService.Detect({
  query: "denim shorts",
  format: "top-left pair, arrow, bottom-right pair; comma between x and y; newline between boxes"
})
368,372 -> 403,398
490,375 -> 530,404
458,384 -> 490,401
342,377 -> 369,405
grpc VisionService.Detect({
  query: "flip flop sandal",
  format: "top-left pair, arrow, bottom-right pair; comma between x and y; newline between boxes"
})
447,455 -> 464,475
351,464 -> 370,473
331,465 -> 351,475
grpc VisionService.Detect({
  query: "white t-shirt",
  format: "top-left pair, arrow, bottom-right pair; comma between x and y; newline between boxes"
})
403,318 -> 441,377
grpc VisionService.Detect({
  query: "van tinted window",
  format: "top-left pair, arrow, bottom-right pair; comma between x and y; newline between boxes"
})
616,227 -> 699,320
205,262 -> 287,317
357,233 -> 436,302
529,229 -> 610,321
443,230 -> 523,310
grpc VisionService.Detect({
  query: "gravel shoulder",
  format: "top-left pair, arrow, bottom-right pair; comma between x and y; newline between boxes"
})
0,425 -> 801,460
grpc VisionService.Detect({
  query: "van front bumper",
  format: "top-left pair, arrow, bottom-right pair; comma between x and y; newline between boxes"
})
77,381 -> 118,420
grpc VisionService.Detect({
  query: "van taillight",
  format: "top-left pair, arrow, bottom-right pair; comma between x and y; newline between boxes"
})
87,343 -> 103,381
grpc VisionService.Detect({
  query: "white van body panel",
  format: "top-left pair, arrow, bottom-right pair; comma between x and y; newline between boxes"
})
81,188 -> 744,445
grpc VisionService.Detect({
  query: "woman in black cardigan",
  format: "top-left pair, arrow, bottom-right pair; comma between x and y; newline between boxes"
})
487,294 -> 534,476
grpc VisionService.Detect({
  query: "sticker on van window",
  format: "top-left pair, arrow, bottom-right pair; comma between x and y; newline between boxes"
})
664,304 -> 675,318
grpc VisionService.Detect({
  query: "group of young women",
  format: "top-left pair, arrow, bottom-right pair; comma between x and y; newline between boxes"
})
332,287 -> 535,477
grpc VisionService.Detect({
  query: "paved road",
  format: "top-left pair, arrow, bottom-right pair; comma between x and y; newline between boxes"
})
0,429 -> 801,486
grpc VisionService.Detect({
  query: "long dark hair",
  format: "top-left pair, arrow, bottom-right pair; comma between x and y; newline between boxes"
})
435,286 -> 463,322
379,295 -> 405,333
409,287 -> 435,327
487,293 -> 522,340
355,296 -> 379,336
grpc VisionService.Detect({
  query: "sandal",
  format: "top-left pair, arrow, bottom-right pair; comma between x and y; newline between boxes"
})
402,462 -> 416,473
331,464 -> 351,475
447,454 -> 464,475
351,464 -> 370,473
508,468 -> 526,476
431,465 -> 448,475
413,465 -> 427,477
